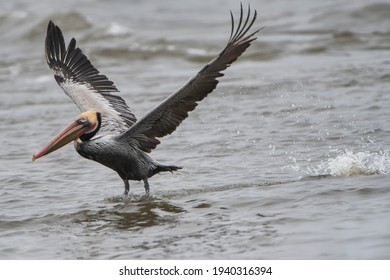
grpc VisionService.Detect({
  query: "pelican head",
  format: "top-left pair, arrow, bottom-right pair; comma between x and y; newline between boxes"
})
32,111 -> 101,161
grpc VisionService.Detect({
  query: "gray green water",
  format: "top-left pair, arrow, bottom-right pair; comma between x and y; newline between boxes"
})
1,0 -> 390,259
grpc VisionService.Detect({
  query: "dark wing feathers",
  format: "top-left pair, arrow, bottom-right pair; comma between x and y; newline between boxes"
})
45,21 -> 137,133
118,4 -> 260,152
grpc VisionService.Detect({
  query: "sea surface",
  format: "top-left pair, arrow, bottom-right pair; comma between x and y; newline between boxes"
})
1,0 -> 390,259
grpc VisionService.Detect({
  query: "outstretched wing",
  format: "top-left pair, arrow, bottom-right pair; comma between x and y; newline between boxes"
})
45,21 -> 137,134
118,4 -> 260,152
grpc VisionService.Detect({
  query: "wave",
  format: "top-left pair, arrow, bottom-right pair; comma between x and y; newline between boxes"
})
307,149 -> 390,177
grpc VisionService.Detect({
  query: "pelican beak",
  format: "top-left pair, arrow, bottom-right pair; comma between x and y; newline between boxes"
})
32,117 -> 93,161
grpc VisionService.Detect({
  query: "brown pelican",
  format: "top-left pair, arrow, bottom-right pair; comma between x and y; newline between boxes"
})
32,5 -> 260,195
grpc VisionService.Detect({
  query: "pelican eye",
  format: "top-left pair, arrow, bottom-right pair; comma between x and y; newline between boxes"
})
77,116 -> 89,126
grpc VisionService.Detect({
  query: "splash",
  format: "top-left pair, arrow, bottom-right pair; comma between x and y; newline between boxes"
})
309,149 -> 390,177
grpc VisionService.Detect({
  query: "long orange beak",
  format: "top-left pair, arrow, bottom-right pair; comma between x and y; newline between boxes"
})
32,119 -> 93,161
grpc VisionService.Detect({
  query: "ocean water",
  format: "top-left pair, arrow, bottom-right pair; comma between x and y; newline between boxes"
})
1,0 -> 390,259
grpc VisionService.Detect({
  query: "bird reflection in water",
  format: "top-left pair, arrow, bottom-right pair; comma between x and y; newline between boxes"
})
74,197 -> 185,230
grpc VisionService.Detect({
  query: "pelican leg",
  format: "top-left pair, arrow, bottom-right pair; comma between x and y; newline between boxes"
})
143,179 -> 150,196
123,179 -> 130,195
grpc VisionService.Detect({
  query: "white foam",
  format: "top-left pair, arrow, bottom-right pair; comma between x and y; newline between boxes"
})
308,149 -> 390,177
105,23 -> 130,36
